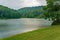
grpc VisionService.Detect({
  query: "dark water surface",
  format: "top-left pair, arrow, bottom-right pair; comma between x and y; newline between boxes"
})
0,18 -> 52,38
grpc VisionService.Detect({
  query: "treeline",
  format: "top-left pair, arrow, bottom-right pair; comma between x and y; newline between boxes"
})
18,6 -> 44,18
0,5 -> 21,19
0,5 -> 44,19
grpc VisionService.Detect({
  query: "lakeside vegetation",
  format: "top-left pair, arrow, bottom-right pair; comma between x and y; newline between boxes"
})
44,0 -> 60,25
0,0 -> 60,25
0,5 -> 44,19
0,0 -> 60,40
0,5 -> 21,19
2,25 -> 60,40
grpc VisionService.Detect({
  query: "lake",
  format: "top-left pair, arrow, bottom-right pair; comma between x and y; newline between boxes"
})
0,18 -> 52,38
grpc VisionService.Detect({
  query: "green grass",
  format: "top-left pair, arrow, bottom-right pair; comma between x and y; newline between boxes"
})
1,25 -> 60,40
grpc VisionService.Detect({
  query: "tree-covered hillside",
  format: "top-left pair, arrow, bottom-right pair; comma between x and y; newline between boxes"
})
0,5 -> 21,19
18,6 -> 44,18
0,5 -> 44,19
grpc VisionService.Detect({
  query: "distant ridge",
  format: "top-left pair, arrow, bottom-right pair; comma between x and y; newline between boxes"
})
18,6 -> 44,18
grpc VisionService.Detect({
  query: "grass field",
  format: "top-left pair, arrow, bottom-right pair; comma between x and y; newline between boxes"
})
1,25 -> 60,40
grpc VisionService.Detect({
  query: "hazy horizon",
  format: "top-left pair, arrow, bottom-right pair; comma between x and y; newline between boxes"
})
0,0 -> 47,9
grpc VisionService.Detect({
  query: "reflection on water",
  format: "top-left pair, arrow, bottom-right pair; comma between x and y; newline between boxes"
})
0,18 -> 52,38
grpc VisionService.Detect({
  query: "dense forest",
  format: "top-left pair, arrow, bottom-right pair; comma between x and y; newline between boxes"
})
0,5 -> 21,19
0,5 -> 44,19
18,6 -> 44,18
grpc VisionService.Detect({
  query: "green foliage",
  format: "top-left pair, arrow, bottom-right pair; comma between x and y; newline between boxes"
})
18,6 -> 44,18
44,0 -> 60,20
1,1 -> 60,19
0,5 -> 21,19
43,0 -> 60,25
0,5 -> 44,18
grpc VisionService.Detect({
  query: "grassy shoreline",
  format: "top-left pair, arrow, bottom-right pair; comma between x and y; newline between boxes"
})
1,25 -> 60,40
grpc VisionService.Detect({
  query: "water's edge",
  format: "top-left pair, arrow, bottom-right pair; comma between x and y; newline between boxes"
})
0,18 -> 52,38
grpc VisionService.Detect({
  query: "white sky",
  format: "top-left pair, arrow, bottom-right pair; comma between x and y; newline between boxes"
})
0,0 -> 47,9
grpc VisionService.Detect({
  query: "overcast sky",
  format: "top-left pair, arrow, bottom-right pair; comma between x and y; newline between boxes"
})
0,0 -> 47,9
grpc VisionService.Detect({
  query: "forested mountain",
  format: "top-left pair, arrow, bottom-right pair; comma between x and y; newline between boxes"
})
0,5 -> 21,19
0,5 -> 44,19
18,6 -> 44,18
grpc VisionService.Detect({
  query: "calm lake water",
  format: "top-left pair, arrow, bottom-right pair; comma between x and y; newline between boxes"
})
0,18 -> 52,38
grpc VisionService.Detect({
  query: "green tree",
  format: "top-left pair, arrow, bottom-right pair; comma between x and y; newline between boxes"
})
44,0 -> 60,25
